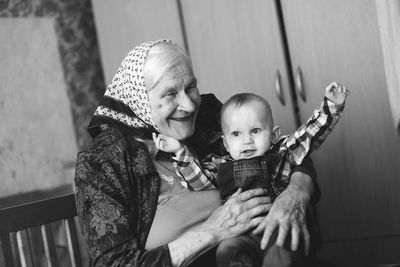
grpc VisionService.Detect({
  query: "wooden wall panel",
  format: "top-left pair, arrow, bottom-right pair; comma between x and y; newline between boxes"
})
281,0 -> 400,240
181,0 -> 298,134
318,236 -> 400,267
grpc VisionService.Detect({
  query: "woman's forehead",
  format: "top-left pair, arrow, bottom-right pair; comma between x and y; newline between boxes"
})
146,58 -> 194,91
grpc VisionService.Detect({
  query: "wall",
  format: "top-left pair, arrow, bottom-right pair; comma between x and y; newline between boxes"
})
0,0 -> 104,198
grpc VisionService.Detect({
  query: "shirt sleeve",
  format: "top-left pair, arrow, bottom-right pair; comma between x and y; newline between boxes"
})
170,145 -> 217,190
75,150 -> 173,267
280,96 -> 345,165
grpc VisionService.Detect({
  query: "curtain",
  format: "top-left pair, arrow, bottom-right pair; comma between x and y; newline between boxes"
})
375,0 -> 400,135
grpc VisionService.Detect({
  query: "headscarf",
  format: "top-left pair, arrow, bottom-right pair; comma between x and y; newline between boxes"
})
88,39 -> 175,138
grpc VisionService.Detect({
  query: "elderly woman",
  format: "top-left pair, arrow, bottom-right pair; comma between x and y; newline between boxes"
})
74,40 -> 319,267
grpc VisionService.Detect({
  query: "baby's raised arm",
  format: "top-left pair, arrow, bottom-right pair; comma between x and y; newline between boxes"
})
281,82 -> 350,166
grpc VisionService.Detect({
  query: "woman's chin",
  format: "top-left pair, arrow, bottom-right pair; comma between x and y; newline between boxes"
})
175,129 -> 195,140
173,127 -> 195,140
165,120 -> 195,140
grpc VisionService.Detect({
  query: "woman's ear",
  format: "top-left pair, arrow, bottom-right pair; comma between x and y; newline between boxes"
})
272,126 -> 281,144
222,135 -> 230,152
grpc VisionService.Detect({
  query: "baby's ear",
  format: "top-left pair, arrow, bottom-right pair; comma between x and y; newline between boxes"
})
221,135 -> 230,152
272,126 -> 281,144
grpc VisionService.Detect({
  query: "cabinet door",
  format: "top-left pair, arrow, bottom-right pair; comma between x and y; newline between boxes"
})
281,0 -> 400,241
181,0 -> 297,134
91,0 -> 184,83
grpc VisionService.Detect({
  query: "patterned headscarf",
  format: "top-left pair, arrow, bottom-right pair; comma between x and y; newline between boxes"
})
88,39 -> 175,138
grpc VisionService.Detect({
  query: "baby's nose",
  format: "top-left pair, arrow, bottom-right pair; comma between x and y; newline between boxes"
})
243,134 -> 254,143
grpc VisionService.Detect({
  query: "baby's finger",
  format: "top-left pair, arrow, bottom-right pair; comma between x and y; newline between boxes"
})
160,140 -> 166,150
343,86 -> 351,96
152,132 -> 158,142
152,133 -> 161,148
157,133 -> 166,140
328,82 -> 338,91
154,134 -> 166,151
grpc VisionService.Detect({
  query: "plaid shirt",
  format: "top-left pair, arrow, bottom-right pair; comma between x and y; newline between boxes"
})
170,145 -> 219,190
171,97 -> 344,192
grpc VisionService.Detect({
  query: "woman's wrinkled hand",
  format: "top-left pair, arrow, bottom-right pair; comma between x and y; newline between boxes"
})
199,188 -> 272,242
252,183 -> 311,255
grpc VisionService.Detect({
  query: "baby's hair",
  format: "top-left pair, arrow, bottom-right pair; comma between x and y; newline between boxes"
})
220,93 -> 273,131
144,42 -> 192,91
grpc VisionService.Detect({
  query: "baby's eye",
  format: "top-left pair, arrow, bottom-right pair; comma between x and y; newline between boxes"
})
252,128 -> 261,134
231,131 -> 240,137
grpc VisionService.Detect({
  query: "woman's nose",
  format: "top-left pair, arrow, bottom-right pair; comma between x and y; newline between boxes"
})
177,92 -> 196,112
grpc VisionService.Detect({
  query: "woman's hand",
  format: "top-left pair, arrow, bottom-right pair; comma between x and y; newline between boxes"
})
253,172 -> 313,255
169,188 -> 272,267
199,188 -> 272,242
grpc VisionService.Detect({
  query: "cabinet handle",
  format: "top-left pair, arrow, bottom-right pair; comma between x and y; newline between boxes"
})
275,70 -> 285,106
295,66 -> 306,102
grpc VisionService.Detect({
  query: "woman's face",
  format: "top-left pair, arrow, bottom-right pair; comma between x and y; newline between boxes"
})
146,57 -> 201,141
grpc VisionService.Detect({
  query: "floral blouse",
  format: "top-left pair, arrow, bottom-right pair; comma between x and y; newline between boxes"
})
75,128 -> 173,266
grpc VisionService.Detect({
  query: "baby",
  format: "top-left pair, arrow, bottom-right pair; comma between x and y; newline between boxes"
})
153,82 -> 349,195
153,82 -> 349,264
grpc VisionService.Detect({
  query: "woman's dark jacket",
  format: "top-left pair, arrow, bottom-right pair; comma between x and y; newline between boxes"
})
74,94 -> 319,266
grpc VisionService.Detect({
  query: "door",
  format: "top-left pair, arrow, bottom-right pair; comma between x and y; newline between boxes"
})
181,0 -> 297,135
281,0 -> 400,264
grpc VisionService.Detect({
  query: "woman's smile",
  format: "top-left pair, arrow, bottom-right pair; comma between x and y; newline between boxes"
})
169,113 -> 194,122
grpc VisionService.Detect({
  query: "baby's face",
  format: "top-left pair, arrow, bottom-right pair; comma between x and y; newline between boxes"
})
222,101 -> 274,160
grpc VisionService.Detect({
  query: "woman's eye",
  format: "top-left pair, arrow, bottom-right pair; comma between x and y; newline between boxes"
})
165,90 -> 177,97
252,128 -> 261,134
232,131 -> 240,137
185,84 -> 197,93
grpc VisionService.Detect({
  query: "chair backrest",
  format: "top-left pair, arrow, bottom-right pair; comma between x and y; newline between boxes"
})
0,194 -> 84,267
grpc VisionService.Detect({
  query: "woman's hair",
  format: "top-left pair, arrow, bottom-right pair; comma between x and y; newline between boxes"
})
144,42 -> 192,91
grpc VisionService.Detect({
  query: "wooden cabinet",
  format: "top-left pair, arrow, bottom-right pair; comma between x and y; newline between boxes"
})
180,0 -> 297,135
279,0 -> 400,264
281,0 -> 400,239
91,1 -> 400,265
182,0 -> 400,265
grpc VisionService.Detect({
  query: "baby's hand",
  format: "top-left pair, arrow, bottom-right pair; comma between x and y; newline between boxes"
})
152,133 -> 183,154
325,82 -> 350,105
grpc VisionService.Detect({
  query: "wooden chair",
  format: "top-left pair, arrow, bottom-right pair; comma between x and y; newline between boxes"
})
0,194 -> 85,267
